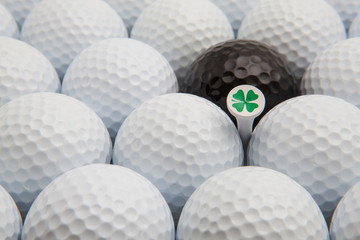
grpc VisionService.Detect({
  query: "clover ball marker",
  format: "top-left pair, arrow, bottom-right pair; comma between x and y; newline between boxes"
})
227,85 -> 265,148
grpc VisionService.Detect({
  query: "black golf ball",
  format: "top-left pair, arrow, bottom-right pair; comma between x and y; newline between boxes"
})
181,39 -> 299,125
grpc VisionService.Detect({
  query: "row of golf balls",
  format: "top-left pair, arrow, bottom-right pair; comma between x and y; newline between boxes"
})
3,128 -> 360,240
0,0 -> 360,137
2,0 -> 360,35
1,0 -> 360,82
0,0 -> 360,239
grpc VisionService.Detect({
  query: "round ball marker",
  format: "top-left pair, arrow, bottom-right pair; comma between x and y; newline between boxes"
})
227,85 -> 265,148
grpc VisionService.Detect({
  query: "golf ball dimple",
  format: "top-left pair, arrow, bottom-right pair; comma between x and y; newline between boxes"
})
131,0 -> 234,83
209,0 -> 259,35
103,0 -> 155,31
0,0 -> 41,28
248,95 -> 360,225
22,164 -> 175,240
20,0 -> 128,79
330,181 -> 360,240
0,185 -> 22,240
112,93 -> 243,224
0,37 -> 60,107
0,92 -> 112,220
181,39 -> 298,125
0,3 -> 18,38
177,167 -> 329,240
238,0 -> 346,81
302,38 -> 360,107
62,38 -> 178,142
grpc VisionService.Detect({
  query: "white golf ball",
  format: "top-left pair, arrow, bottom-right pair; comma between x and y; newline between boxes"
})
22,164 -> 175,240
131,0 -> 234,83
349,14 -> 360,38
113,93 -> 243,224
62,38 -> 178,141
247,95 -> 360,225
20,0 -> 128,79
103,0 -> 155,31
238,0 -> 346,81
330,181 -> 360,240
0,37 -> 60,107
325,0 -> 360,32
0,0 -> 41,27
177,167 -> 329,240
0,185 -> 22,240
0,92 -> 112,220
209,0 -> 259,35
0,3 -> 18,38
302,38 -> 360,107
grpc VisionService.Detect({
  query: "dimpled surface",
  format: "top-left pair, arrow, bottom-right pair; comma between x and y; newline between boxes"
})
248,95 -> 360,225
349,14 -> 360,38
103,0 -> 154,31
131,0 -> 234,83
21,0 -> 128,79
0,92 -> 112,220
0,185 -> 21,240
177,167 -> 329,240
0,37 -> 60,107
302,38 -> 360,107
62,38 -> 178,141
181,39 -> 298,125
0,0 -> 41,27
238,0 -> 346,81
209,0 -> 259,35
330,181 -> 360,240
0,3 -> 18,38
113,93 -> 243,224
22,164 -> 175,240
325,0 -> 360,32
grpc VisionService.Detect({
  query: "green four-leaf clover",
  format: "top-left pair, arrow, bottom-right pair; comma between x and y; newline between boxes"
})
232,89 -> 259,113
